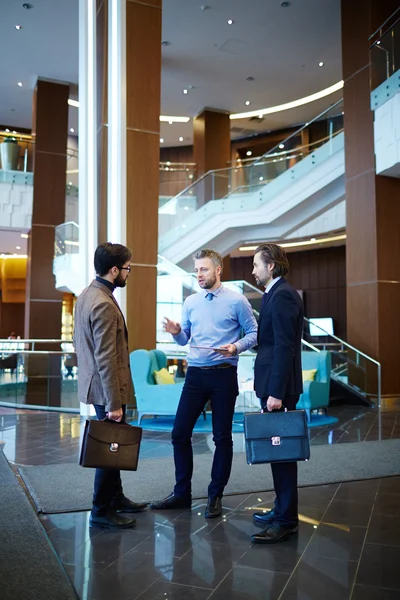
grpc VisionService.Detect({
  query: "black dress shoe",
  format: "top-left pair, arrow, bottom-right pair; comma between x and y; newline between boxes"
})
89,511 -> 136,529
112,496 -> 148,513
253,508 -> 275,527
150,493 -> 191,510
251,522 -> 298,544
205,496 -> 222,519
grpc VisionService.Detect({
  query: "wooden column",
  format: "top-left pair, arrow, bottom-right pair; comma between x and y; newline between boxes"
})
25,79 -> 69,405
193,109 -> 231,205
125,0 -> 162,351
341,0 -> 400,399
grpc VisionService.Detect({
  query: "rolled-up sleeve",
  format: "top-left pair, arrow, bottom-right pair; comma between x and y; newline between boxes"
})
234,297 -> 258,354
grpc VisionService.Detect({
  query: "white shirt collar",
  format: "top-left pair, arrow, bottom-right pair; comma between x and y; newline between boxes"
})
265,276 -> 281,294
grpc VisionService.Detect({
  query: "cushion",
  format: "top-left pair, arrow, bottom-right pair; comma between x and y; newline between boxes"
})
154,368 -> 175,385
302,369 -> 317,382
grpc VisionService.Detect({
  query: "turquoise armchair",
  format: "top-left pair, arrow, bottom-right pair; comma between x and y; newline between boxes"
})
130,349 -> 184,425
297,350 -> 331,420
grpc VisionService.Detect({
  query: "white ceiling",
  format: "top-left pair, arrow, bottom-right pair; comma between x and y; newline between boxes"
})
0,0 -> 342,145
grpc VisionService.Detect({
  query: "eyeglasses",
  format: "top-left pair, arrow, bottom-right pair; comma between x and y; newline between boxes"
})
119,266 -> 131,272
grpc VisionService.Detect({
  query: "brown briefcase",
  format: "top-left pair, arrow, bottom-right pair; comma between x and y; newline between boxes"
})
79,419 -> 142,471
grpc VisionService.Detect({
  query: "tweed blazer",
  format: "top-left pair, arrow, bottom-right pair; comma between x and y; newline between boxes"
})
74,279 -> 133,412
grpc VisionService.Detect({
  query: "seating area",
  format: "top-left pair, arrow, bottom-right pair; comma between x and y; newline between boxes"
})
130,348 -> 337,428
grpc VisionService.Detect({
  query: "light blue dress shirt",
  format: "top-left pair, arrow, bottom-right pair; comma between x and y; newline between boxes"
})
173,285 -> 258,367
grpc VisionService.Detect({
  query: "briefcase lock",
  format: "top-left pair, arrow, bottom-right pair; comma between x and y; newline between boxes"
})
109,443 -> 119,452
271,436 -> 281,446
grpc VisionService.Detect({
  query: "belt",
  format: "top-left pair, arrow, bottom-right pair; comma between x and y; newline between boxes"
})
197,363 -> 233,370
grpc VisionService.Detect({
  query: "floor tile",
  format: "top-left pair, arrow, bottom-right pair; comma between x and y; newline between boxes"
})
322,499 -> 373,527
356,543 -> 400,590
135,581 -> 211,600
373,492 -> 400,517
280,555 -> 358,599
209,566 -> 289,600
305,523 -> 366,561
351,584 -> 400,599
334,479 -> 380,503
366,513 -> 400,546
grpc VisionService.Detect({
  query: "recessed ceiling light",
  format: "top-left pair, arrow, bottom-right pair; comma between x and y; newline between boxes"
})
183,89 -> 188,94
179,136 -> 184,142
259,176 -> 264,181
161,40 -> 171,46
279,143 -> 285,149
68,181 -> 72,185
22,3 -> 34,9
12,131 -> 17,134
17,82 -> 23,87
281,1 -> 290,7
5,129 -> 10,133
70,128 -> 74,133
169,120 -> 173,125
319,61 -> 324,67
227,19 -> 234,25
160,138 -> 164,143
376,40 -> 381,45
21,233 -> 28,239
15,25 -> 22,30
246,150 -> 252,156
16,246 -> 21,250
245,100 -> 251,106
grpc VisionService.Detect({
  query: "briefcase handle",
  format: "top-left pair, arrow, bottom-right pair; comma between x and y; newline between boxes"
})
261,407 -> 288,414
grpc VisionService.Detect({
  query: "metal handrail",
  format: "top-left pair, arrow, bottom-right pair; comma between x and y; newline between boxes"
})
369,6 -> 400,42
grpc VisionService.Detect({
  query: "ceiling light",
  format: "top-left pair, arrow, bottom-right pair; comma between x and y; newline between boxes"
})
238,234 -> 346,252
245,100 -> 251,106
160,138 -> 164,143
17,82 -> 23,87
281,1 -> 290,6
12,131 -> 17,134
70,128 -> 75,133
227,19 -> 234,25
161,40 -> 171,46
68,99 -> 79,108
5,129 -> 10,133
21,233 -> 28,239
160,116 -> 190,123
279,143 -> 285,149
68,181 -> 72,186
179,136 -> 184,142
319,61 -> 324,67
22,3 -> 34,9
183,89 -> 188,94
166,161 -> 170,165
376,40 -> 381,45
259,176 -> 264,181
311,237 -> 316,241
231,80 -> 344,120
246,150 -> 252,156
16,246 -> 21,250
165,167 -> 169,171
15,25 -> 22,30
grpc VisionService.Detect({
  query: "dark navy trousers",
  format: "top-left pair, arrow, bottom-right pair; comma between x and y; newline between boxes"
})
91,404 -> 126,515
172,365 -> 239,500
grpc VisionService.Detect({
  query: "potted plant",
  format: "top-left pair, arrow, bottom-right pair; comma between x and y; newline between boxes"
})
0,137 -> 21,171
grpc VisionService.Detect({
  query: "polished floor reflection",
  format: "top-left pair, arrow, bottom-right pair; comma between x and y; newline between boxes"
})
1,407 -> 399,599
39,479 -> 400,600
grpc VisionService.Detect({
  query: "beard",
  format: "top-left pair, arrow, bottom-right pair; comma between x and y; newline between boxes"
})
201,275 -> 217,289
114,273 -> 127,288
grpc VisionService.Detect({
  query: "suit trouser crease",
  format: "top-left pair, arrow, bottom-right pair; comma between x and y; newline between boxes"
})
92,404 -> 125,515
172,366 -> 238,499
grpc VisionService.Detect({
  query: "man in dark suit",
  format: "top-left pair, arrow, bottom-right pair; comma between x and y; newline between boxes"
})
250,243 -> 304,544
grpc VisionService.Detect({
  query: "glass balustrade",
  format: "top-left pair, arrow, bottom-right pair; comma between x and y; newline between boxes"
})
369,9 -> 400,91
158,99 -> 344,248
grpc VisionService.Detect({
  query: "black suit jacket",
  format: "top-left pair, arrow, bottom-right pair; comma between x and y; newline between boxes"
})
254,277 -> 304,408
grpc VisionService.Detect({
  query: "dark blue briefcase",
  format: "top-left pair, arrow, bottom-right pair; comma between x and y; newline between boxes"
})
244,409 -> 310,465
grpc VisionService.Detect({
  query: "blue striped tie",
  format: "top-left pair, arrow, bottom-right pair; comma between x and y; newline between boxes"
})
206,292 -> 214,301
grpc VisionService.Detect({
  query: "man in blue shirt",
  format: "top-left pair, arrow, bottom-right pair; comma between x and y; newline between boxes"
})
150,249 -> 257,518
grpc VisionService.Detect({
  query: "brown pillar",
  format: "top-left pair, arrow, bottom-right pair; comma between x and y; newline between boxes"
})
193,109 -> 231,205
25,79 -> 69,405
125,0 -> 162,351
341,0 -> 400,399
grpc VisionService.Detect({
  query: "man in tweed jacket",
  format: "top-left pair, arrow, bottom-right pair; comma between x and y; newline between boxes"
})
74,242 -> 147,529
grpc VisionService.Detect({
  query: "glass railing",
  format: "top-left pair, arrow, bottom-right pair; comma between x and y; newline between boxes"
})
302,317 -> 381,408
0,340 -> 78,412
54,221 -> 79,258
158,99 -> 344,246
369,7 -> 400,91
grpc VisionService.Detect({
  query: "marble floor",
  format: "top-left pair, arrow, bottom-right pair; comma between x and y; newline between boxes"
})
1,405 -> 399,599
